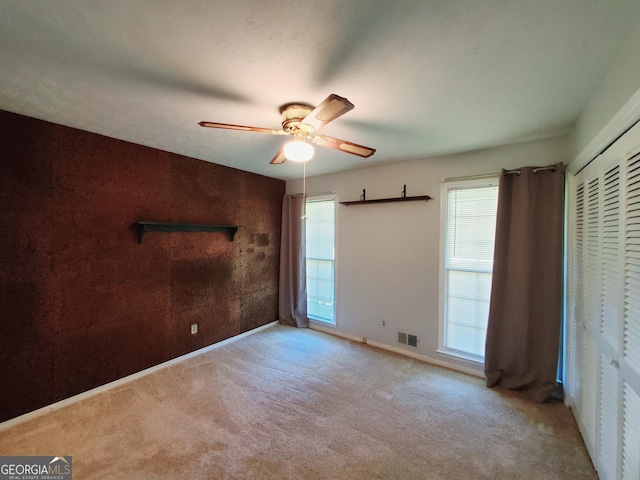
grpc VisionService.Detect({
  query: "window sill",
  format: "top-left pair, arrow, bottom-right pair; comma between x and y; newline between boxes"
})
309,316 -> 336,327
436,348 -> 484,367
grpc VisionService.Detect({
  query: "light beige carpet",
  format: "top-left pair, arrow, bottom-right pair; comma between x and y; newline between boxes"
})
0,325 -> 595,479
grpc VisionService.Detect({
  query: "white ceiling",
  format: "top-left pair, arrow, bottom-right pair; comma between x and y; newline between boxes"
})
1,1 -> 638,180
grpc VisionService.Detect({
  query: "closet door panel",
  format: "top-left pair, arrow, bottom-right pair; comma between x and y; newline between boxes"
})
598,354 -> 619,480
625,151 -> 640,377
567,180 -> 585,404
580,333 -> 598,453
567,121 -> 640,478
621,381 -> 640,479
601,165 -> 621,349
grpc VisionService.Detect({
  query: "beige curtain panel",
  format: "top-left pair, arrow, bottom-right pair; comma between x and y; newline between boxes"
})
484,163 -> 564,402
278,194 -> 309,328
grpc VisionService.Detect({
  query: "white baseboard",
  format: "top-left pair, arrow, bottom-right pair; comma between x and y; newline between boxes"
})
308,322 -> 364,343
309,324 -> 484,379
0,320 -> 279,431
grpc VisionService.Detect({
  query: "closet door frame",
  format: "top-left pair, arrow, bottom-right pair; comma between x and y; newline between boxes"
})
566,120 -> 640,480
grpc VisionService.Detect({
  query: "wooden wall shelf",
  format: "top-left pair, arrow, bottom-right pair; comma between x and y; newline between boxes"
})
340,195 -> 432,206
135,221 -> 239,244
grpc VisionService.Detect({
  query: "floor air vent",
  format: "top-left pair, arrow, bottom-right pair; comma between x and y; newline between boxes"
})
397,331 -> 418,347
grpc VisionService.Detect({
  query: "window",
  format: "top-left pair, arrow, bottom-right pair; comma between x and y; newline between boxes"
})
305,195 -> 336,324
439,178 -> 499,362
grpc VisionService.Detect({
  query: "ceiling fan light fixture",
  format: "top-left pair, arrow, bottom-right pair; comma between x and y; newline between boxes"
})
199,94 -> 375,165
283,139 -> 314,162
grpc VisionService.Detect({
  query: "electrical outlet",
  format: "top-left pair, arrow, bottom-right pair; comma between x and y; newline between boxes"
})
190,323 -> 198,335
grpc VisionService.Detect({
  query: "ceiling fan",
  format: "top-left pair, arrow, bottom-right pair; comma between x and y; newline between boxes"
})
199,94 -> 376,164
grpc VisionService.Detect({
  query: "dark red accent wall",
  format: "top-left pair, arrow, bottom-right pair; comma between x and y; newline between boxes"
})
0,110 -> 284,422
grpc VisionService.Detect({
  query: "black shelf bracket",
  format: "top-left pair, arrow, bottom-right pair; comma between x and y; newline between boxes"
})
135,222 -> 239,244
340,185 -> 431,206
340,195 -> 431,206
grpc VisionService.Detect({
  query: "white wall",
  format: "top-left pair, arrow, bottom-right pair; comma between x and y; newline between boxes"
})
571,25 -> 640,171
287,135 -> 570,374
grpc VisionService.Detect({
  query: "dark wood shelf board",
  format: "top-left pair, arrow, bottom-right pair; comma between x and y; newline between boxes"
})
135,222 -> 239,243
340,195 -> 432,206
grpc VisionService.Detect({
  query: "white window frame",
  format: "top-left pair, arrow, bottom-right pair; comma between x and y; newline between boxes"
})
437,175 -> 499,364
305,193 -> 338,325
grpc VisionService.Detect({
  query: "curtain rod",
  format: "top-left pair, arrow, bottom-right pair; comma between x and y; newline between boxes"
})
442,172 -> 500,183
288,191 -> 336,197
304,191 -> 336,196
443,164 -> 559,183
504,165 -> 559,176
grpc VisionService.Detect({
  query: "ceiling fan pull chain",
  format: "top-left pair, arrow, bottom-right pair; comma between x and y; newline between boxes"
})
300,161 -> 308,221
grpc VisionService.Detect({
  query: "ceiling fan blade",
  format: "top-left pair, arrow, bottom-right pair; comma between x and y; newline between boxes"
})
198,121 -> 281,135
270,147 -> 287,165
312,135 -> 376,158
301,94 -> 354,132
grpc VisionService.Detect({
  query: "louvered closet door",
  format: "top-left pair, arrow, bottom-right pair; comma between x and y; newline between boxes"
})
623,150 -> 640,480
566,120 -> 640,480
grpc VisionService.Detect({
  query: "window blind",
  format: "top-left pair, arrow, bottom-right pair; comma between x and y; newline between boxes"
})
306,198 -> 336,323
443,185 -> 498,360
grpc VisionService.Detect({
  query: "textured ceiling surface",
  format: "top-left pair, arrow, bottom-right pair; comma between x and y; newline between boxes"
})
1,1 -> 638,180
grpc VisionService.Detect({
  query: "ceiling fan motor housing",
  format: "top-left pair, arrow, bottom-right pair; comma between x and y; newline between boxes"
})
279,103 -> 315,133
198,94 -> 375,164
